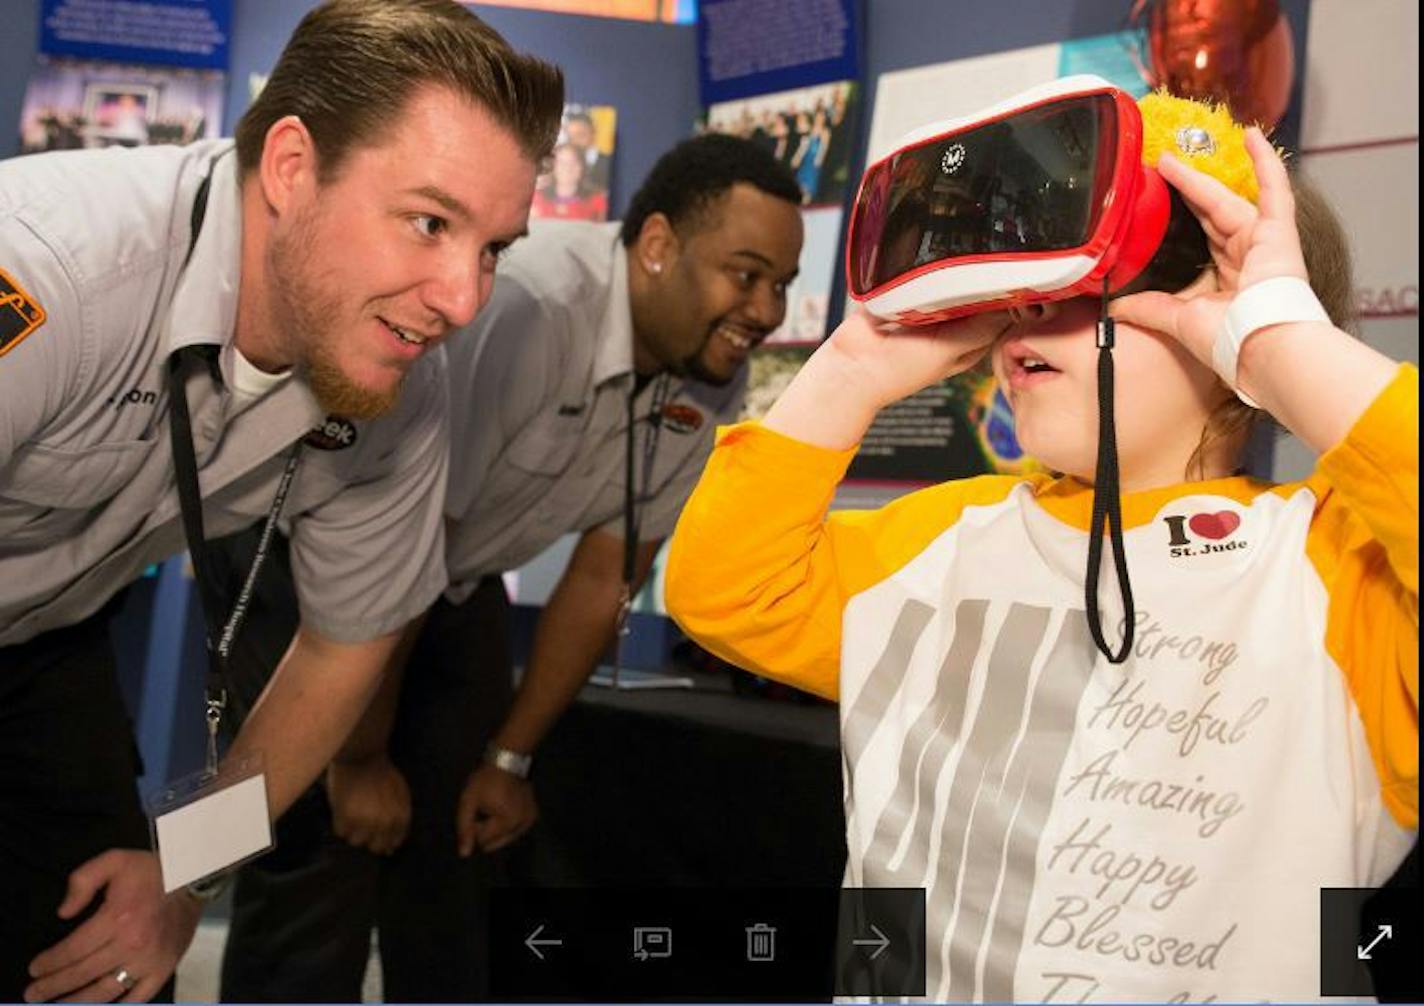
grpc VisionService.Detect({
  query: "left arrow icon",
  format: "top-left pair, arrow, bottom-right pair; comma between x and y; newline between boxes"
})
526,923 -> 564,960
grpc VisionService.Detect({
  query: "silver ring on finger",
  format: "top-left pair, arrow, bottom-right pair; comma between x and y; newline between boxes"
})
114,968 -> 138,992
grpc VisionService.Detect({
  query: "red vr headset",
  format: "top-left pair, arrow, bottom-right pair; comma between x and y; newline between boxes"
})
846,75 -> 1172,325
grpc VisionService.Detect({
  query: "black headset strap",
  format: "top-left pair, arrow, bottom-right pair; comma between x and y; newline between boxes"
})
1084,283 -> 1136,664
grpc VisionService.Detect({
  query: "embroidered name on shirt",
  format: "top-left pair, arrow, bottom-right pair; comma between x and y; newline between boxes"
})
107,387 -> 160,409
305,416 -> 358,451
0,267 -> 47,358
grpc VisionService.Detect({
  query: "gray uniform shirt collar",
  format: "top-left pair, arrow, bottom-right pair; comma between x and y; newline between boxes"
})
590,236 -> 635,388
166,148 -> 240,357
163,147 -> 320,419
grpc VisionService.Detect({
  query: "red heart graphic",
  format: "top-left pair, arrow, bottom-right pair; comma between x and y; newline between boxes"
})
1188,511 -> 1241,540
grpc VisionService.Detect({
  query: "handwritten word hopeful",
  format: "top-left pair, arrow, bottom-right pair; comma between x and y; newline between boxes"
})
1088,679 -> 1269,759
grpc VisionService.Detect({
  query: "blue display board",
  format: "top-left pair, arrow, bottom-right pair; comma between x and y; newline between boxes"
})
697,0 -> 859,105
39,0 -> 231,71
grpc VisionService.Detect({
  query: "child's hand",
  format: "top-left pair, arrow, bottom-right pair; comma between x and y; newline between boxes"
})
761,307 -> 1012,451
1109,127 -> 1309,369
821,307 -> 1013,411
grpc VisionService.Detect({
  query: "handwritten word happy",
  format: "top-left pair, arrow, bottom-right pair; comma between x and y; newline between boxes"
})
1046,817 -> 1198,909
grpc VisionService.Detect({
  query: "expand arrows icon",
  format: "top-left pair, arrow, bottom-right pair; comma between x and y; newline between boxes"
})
1357,924 -> 1393,961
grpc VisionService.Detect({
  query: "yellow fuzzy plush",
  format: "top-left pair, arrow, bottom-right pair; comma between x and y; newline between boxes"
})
1137,89 -> 1260,204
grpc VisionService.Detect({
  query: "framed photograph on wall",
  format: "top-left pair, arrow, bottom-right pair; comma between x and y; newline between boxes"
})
82,81 -> 157,147
531,103 -> 618,222
20,58 -> 225,155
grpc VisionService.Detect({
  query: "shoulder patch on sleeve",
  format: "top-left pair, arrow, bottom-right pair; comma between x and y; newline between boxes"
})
0,267 -> 47,358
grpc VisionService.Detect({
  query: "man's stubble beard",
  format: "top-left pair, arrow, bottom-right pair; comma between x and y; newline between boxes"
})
269,209 -> 404,421
680,322 -> 738,388
682,347 -> 734,387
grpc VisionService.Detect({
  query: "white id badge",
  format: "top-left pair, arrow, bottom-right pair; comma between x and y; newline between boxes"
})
147,755 -> 273,893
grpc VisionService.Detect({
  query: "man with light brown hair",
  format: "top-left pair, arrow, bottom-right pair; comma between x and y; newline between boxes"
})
0,2 -> 561,1001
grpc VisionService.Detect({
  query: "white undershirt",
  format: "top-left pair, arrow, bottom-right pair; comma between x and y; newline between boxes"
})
226,343 -> 292,415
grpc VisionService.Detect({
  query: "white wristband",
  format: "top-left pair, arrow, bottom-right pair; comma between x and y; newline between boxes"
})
1213,276 -> 1329,408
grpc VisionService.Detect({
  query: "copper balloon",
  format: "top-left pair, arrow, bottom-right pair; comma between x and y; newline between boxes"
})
1146,0 -> 1295,127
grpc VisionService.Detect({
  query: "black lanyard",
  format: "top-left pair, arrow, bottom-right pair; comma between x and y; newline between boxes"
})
166,156 -> 303,772
1085,281 -> 1136,664
614,374 -> 672,660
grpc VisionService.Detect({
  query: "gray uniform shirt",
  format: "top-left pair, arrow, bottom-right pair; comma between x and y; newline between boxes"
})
0,141 -> 448,647
442,221 -> 743,604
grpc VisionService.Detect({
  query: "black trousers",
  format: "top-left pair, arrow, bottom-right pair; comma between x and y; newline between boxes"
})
0,603 -> 175,1003
210,529 -> 514,1003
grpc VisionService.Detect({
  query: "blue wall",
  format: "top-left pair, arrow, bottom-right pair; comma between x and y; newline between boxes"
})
1,2 -> 42,158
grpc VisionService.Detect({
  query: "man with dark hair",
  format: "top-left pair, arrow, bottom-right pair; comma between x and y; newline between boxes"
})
0,1 -> 562,1001
210,132 -> 804,1002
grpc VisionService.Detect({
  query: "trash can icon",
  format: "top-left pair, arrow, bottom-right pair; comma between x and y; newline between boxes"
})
746,923 -> 776,962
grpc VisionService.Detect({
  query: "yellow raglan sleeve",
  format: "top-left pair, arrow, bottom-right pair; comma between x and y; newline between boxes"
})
1306,364 -> 1419,829
665,422 -> 856,700
665,420 -> 1028,702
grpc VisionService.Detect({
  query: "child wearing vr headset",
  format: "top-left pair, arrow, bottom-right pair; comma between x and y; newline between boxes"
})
666,80 -> 1416,1002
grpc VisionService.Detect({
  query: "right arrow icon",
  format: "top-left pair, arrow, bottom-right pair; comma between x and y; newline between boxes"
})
1357,924 -> 1393,961
853,923 -> 891,961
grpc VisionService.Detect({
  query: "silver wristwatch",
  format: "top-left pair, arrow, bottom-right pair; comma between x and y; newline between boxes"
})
484,743 -> 533,779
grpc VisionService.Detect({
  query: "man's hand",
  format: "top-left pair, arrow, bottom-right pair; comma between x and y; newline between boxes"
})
326,754 -> 412,856
24,850 -> 202,1004
455,763 -> 538,857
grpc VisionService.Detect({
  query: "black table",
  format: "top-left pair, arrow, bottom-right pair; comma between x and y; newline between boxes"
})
506,669 -> 847,890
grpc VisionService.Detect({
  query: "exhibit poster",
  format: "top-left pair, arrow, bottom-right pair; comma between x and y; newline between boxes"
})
705,79 -> 858,207
19,57 -> 224,155
38,0 -> 231,71
531,103 -> 618,223
471,0 -> 695,23
696,0 -> 859,105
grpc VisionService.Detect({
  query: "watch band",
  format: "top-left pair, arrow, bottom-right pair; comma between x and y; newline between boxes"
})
485,743 -> 533,779
1213,276 -> 1329,408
